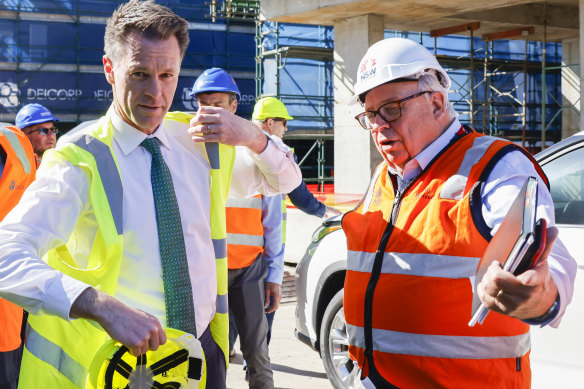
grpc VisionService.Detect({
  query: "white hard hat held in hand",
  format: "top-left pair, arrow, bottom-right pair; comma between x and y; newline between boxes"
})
347,37 -> 451,106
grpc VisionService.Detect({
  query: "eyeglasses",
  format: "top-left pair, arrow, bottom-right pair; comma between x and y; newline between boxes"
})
272,118 -> 287,126
27,127 -> 59,136
355,91 -> 431,130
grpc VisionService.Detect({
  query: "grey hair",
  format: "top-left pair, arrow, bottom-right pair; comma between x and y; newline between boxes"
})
252,119 -> 269,130
418,72 -> 457,118
104,0 -> 189,63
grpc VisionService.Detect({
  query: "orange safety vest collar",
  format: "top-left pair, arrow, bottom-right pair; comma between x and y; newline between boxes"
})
343,130 -> 547,388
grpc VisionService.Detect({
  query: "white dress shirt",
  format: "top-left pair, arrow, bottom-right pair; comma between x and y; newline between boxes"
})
387,118 -> 577,327
0,107 -> 301,338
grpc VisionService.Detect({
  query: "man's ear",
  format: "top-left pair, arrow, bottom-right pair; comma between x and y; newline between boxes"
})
230,98 -> 238,114
103,56 -> 114,85
431,91 -> 446,120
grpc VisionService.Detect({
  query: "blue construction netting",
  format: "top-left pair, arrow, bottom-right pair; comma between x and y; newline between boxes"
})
0,0 -> 257,120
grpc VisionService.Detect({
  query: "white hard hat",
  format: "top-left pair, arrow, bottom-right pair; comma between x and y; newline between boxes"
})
347,38 -> 451,106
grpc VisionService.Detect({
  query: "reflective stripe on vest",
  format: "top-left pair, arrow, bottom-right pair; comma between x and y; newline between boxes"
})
346,324 -> 531,359
226,233 -> 265,247
0,126 -> 32,174
440,136 -> 497,200
25,326 -> 86,388
73,135 -> 124,235
347,251 -> 479,279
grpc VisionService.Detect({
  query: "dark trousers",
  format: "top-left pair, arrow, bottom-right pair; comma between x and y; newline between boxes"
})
0,345 -> 22,389
228,255 -> 274,389
199,325 -> 226,389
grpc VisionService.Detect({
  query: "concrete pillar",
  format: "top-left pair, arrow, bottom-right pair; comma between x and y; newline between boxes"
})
333,14 -> 384,195
561,37 -> 581,139
580,0 -> 584,133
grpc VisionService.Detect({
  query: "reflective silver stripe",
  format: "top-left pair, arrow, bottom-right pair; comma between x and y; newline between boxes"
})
212,238 -> 227,259
0,127 -> 32,174
205,143 -> 220,169
73,135 -> 124,235
282,212 -> 287,221
216,293 -> 228,314
440,136 -> 497,200
347,324 -> 530,359
347,250 -> 479,279
26,326 -> 87,387
226,197 -> 262,209
226,233 -> 264,246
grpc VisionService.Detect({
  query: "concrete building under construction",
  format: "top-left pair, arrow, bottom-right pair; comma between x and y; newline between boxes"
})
0,0 -> 581,193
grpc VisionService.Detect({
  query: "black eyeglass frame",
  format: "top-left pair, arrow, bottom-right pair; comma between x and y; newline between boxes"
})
26,127 -> 59,136
354,90 -> 432,130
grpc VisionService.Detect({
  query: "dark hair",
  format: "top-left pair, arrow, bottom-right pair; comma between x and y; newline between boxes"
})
104,0 -> 189,62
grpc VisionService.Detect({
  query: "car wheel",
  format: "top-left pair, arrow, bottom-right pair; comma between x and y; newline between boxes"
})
319,289 -> 365,389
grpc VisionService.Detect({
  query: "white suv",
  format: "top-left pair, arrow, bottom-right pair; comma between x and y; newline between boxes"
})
294,132 -> 584,389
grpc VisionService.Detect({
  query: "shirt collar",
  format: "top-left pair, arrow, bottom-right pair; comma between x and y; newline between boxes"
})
108,106 -> 171,155
387,118 -> 461,180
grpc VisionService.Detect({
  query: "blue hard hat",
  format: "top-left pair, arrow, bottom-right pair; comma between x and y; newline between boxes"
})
189,67 -> 240,98
15,103 -> 59,129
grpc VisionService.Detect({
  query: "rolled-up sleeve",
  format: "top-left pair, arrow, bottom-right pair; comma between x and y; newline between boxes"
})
0,154 -> 92,320
229,135 -> 302,198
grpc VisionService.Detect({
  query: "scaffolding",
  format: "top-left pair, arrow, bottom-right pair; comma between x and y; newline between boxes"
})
256,20 -> 335,190
403,24 -> 568,153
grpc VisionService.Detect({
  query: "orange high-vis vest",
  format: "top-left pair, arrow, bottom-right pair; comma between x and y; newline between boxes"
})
0,125 -> 37,353
226,194 -> 264,269
343,130 -> 548,389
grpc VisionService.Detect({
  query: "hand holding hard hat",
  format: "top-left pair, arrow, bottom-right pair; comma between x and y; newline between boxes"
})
87,328 -> 205,389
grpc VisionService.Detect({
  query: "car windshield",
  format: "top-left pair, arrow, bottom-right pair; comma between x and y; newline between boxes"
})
541,145 -> 584,225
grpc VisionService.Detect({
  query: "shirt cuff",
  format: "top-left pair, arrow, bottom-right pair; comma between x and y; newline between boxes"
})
43,274 -> 92,321
265,265 -> 283,285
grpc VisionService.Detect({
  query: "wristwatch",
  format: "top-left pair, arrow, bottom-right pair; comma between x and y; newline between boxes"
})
523,293 -> 560,325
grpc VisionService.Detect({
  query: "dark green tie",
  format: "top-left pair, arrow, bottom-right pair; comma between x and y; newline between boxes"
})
141,137 -> 197,338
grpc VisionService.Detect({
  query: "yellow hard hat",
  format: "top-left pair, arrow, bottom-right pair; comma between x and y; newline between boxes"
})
86,328 -> 205,389
252,97 -> 293,121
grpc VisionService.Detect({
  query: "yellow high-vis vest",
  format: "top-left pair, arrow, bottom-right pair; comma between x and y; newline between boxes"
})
19,112 -> 234,388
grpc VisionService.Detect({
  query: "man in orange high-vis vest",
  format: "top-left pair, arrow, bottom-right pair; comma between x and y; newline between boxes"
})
342,37 -> 577,388
0,125 -> 37,388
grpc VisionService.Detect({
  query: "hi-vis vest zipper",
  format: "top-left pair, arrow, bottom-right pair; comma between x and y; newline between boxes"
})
343,130 -> 548,389
19,112 -> 234,389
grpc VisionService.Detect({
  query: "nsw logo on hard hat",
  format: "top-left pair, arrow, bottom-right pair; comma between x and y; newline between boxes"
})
360,58 -> 377,81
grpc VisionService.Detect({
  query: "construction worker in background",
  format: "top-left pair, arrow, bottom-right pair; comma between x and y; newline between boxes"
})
251,97 -> 342,347
342,37 -> 576,388
0,1 -> 301,388
0,125 -> 36,389
191,67 -> 284,389
15,103 -> 59,163
252,96 -> 342,219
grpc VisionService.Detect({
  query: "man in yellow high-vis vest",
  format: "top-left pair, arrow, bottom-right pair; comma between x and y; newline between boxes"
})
0,1 -> 301,388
